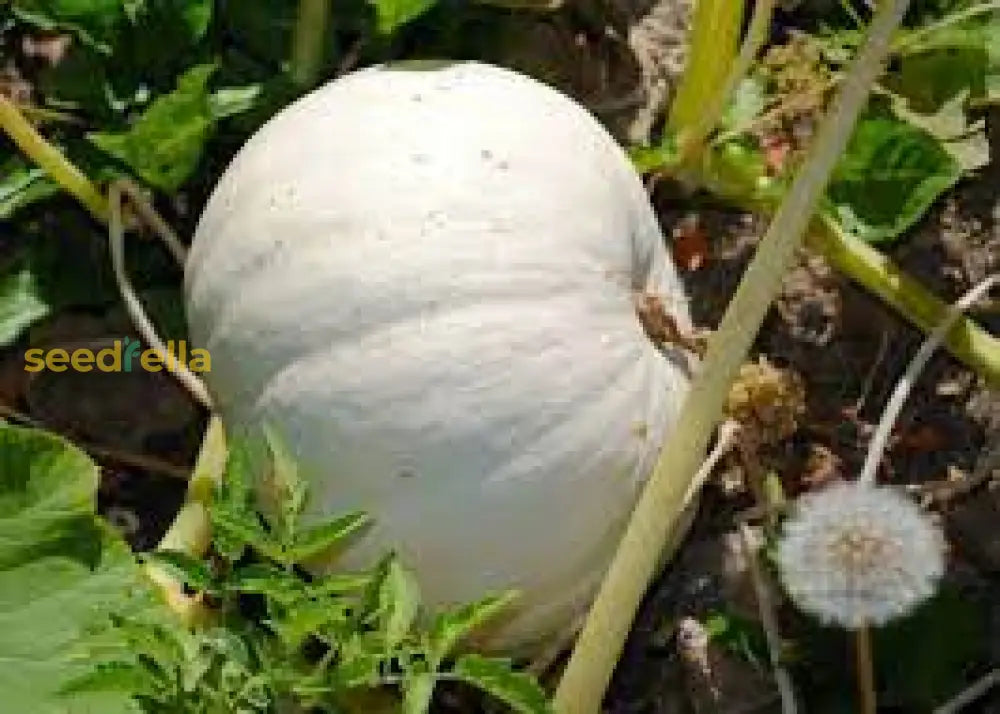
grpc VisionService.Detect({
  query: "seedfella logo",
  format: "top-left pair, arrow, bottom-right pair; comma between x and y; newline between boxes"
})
24,337 -> 211,373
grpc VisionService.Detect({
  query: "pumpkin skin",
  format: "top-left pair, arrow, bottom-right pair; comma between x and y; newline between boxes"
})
185,61 -> 692,653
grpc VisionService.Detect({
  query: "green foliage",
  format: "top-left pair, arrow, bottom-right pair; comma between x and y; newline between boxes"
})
0,250 -> 51,348
88,64 -> 220,191
368,0 -> 439,35
0,423 -> 144,714
824,116 -> 962,242
86,427 -> 550,713
0,419 -> 549,713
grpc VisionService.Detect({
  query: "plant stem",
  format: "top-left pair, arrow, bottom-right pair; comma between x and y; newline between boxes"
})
739,522 -> 798,714
552,1 -> 909,711
0,94 -> 108,221
855,626 -> 877,714
676,0 -> 777,167
147,415 -> 227,624
667,0 -> 744,137
859,273 -> 1000,485
810,217 -> 1000,383
290,0 -> 332,87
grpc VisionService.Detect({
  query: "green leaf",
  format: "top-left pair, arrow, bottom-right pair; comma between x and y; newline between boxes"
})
259,425 -> 306,545
882,88 -> 990,172
427,591 -> 519,666
88,63 -> 218,191
11,0 -> 125,50
451,655 -> 551,714
141,550 -> 215,592
0,159 -> 58,220
210,85 -> 263,120
0,255 -> 50,348
0,423 -> 142,713
825,117 -> 961,243
401,671 -> 436,714
289,511 -> 371,564
374,557 -> 421,651
367,0 -> 438,35
720,77 -> 766,135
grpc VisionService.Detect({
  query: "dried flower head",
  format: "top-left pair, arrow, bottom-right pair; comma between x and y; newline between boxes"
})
776,480 -> 945,628
724,356 -> 806,445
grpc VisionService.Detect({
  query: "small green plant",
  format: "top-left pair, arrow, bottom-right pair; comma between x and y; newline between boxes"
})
72,427 -> 551,714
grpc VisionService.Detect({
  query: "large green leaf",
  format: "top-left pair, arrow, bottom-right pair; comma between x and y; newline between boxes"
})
0,424 -> 142,713
88,63 -> 218,191
825,117 -> 961,243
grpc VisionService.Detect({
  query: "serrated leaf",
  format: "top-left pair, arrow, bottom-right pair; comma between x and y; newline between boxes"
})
402,671 -> 436,714
374,557 -> 421,651
270,599 -> 352,650
451,655 -> 551,714
141,550 -> 215,592
825,117 -> 961,243
0,424 -> 143,714
259,424 -> 306,545
289,511 -> 370,564
228,563 -> 305,602
211,501 -> 280,562
367,0 -> 438,35
427,591 -> 518,666
88,63 -> 217,191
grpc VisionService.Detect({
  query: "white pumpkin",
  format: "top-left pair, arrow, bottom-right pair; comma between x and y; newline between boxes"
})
185,61 -> 693,652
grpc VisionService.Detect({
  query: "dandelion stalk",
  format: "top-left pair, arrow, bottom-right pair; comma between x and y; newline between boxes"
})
855,626 -> 877,714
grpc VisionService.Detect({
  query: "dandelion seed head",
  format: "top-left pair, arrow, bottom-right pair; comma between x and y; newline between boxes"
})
776,481 -> 945,628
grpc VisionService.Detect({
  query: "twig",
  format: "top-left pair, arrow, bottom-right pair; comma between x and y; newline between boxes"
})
859,273 -> 1000,486
0,403 -> 189,479
855,626 -> 877,714
682,419 -> 742,505
108,180 -> 213,410
738,522 -> 798,714
933,669 -> 1000,714
552,1 -> 909,709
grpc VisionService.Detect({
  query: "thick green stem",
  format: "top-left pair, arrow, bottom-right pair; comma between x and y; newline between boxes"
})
0,95 -> 108,221
667,0 -> 744,137
676,0 -> 777,167
147,416 -> 226,625
810,217 -> 1000,382
290,0 -> 332,87
553,2 -> 909,710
